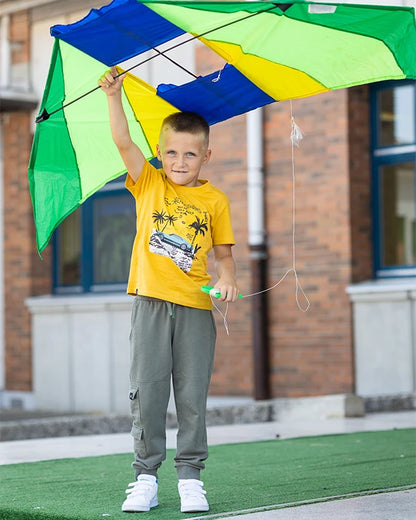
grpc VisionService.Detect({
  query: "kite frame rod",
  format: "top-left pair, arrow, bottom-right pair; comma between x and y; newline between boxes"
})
36,2 -> 280,123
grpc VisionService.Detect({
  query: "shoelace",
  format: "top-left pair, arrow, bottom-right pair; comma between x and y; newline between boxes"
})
126,478 -> 155,498
178,480 -> 207,500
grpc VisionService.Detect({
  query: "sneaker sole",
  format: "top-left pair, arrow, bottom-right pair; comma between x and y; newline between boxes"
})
181,504 -> 209,513
122,497 -> 158,512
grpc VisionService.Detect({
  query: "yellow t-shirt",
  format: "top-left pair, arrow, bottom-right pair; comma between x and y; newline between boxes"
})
126,161 -> 235,310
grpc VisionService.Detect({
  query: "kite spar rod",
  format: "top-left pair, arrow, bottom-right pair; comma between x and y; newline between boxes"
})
35,2 -> 281,123
35,49 -> 192,123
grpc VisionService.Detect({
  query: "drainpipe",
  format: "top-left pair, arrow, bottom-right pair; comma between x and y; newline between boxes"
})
0,15 -> 9,395
247,108 -> 270,400
0,15 -> 10,91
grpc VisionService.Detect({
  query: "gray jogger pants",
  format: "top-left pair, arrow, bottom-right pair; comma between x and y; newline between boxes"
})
129,296 -> 216,480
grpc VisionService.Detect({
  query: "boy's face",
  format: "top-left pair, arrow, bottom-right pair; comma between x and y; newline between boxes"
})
156,126 -> 211,187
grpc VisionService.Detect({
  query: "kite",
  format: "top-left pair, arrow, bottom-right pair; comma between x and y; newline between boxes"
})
28,0 -> 416,253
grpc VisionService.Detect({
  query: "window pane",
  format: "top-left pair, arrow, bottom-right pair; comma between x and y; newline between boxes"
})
381,162 -> 415,267
57,209 -> 81,285
379,85 -> 415,146
93,195 -> 135,284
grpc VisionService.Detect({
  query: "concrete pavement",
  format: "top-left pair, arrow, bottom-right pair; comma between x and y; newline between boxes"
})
209,488 -> 416,520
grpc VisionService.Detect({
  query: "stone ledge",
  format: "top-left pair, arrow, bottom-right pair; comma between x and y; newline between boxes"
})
0,394 -> 367,442
363,393 -> 416,413
4,393 -> 413,442
273,394 -> 365,421
0,414 -> 133,442
0,405 -> 272,442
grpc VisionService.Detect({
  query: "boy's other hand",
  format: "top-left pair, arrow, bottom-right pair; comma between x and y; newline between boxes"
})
213,280 -> 240,302
213,244 -> 238,302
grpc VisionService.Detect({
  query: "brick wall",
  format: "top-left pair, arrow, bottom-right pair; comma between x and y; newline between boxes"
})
3,11 -> 52,392
264,93 -> 355,397
9,10 -> 30,65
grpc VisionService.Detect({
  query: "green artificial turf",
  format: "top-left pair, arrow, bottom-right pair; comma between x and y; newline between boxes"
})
1,429 -> 415,520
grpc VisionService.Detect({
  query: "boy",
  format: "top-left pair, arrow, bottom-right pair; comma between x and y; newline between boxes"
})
99,68 -> 239,513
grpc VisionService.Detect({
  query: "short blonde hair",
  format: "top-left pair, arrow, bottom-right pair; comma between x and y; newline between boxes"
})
162,111 -> 209,145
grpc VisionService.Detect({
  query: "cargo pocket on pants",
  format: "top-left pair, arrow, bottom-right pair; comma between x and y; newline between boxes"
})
129,386 -> 142,418
131,424 -> 147,458
129,387 -> 147,458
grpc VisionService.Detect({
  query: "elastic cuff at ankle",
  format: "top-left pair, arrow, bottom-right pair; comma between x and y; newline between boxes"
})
135,469 -> 158,479
176,466 -> 201,480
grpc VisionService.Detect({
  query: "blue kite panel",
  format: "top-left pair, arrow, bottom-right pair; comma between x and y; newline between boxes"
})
51,0 -> 185,66
157,64 -> 275,125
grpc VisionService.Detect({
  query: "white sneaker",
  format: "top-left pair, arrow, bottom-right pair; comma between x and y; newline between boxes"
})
121,474 -> 158,512
178,479 -> 209,513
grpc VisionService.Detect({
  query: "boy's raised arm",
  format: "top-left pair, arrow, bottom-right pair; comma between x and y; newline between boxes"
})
98,67 -> 145,182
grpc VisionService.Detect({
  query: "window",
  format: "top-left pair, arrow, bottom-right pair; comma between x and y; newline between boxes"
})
371,80 -> 416,278
53,176 -> 136,293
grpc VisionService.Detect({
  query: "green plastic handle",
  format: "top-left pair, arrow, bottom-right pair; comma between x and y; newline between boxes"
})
201,285 -> 242,299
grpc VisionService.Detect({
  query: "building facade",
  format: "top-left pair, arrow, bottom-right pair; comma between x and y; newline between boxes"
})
1,0 -> 415,414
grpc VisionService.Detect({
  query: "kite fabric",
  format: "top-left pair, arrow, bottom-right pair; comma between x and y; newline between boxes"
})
28,0 -> 416,253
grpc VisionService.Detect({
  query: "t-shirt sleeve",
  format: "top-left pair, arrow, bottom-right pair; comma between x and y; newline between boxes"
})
211,196 -> 235,246
125,161 -> 159,197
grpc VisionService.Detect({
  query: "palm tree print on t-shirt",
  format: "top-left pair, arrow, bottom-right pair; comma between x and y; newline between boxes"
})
149,199 -> 210,273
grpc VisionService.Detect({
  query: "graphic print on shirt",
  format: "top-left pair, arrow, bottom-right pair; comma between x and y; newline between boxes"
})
149,197 -> 209,273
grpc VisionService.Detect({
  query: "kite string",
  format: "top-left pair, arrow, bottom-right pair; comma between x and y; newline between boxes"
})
211,102 -> 310,335
240,101 -> 310,311
211,298 -> 230,336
